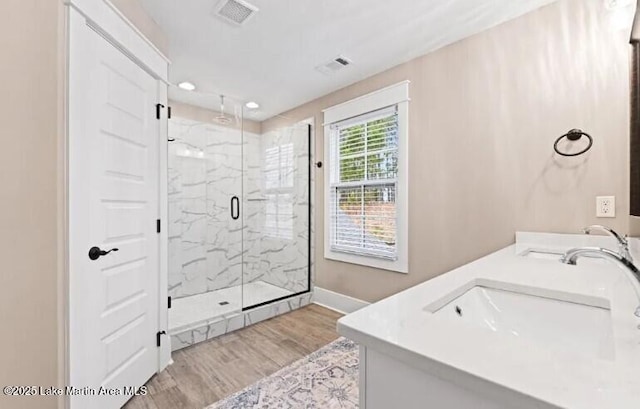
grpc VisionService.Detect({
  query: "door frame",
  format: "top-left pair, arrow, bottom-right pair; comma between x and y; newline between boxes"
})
62,1 -> 170,407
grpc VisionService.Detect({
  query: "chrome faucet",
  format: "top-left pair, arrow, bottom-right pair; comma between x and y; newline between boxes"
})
561,247 -> 640,317
582,225 -> 632,262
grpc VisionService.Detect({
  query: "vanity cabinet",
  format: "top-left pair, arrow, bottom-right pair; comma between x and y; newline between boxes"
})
359,346 -> 555,409
341,235 -> 640,409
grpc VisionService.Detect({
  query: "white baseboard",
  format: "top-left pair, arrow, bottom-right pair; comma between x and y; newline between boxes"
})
313,287 -> 369,314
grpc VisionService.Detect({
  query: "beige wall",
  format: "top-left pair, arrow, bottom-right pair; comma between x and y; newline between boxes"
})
110,0 -> 169,56
0,1 -> 164,408
262,0 -> 634,302
631,215 -> 640,235
0,0 -> 64,408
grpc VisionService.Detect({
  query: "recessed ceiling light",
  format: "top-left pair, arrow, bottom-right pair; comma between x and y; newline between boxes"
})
178,82 -> 196,91
245,101 -> 260,109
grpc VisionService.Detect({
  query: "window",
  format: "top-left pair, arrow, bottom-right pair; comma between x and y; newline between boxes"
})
329,107 -> 398,258
323,82 -> 409,273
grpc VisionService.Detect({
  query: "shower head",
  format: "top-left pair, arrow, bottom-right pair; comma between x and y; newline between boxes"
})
214,115 -> 232,125
214,95 -> 233,125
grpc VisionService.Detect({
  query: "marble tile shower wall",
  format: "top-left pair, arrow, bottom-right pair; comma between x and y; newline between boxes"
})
168,117 -> 310,300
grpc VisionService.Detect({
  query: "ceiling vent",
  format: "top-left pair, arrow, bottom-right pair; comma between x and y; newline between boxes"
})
213,0 -> 259,26
315,56 -> 352,76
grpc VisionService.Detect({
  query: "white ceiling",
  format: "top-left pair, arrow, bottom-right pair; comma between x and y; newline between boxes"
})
139,0 -> 556,121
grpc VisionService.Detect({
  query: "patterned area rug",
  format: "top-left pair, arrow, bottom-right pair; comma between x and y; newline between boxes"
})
206,337 -> 359,409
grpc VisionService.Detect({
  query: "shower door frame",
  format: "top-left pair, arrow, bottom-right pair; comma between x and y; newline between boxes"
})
241,120 -> 314,311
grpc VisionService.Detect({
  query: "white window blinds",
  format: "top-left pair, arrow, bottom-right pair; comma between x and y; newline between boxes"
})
328,106 -> 399,260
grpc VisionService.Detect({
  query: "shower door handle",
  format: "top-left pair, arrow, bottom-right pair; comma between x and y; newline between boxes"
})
230,196 -> 240,220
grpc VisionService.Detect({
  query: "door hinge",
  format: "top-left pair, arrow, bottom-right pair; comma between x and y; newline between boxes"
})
156,103 -> 165,120
168,296 -> 172,309
167,106 -> 172,119
157,330 -> 166,347
156,219 -> 161,233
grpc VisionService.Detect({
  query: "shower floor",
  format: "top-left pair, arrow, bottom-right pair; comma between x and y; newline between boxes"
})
169,280 -> 294,332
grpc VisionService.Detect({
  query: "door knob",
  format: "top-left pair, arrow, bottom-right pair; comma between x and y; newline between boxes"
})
88,246 -> 119,261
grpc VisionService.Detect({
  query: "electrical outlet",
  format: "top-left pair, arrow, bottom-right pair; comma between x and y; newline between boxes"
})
596,196 -> 616,218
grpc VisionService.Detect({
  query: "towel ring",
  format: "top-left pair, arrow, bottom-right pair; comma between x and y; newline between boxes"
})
553,129 -> 593,157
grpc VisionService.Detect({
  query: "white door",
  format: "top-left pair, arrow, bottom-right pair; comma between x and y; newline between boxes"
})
68,13 -> 161,409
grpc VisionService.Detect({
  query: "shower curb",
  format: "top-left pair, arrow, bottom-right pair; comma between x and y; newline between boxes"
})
170,292 -> 313,351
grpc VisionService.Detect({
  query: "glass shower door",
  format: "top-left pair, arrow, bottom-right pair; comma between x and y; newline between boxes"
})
242,120 -> 311,309
168,94 -> 312,331
203,96 -> 244,314
167,94 -> 244,333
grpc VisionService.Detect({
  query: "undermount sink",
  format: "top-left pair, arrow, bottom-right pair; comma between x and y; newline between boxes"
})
518,248 -> 564,260
428,284 -> 615,360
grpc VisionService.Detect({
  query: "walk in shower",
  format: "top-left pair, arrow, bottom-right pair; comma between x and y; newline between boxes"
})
166,94 -> 311,337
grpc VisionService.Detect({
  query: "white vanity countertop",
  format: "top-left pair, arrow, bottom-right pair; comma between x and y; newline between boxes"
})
338,232 -> 640,409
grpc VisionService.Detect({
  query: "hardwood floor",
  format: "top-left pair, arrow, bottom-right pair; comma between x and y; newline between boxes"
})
124,304 -> 343,409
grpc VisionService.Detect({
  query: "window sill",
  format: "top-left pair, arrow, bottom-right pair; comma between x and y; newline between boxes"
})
324,249 -> 408,274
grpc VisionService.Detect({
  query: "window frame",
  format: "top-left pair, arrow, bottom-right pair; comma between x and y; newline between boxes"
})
323,81 -> 409,273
